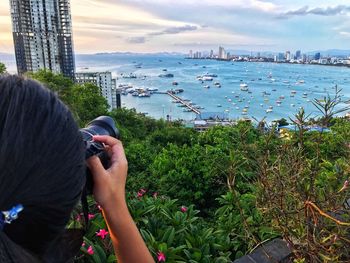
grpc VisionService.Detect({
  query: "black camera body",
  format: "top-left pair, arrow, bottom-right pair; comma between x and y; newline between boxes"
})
80,116 -> 119,194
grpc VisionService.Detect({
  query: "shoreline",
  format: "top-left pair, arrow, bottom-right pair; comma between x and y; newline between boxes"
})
185,57 -> 350,69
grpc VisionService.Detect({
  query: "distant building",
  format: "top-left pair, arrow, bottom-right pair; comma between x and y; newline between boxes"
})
295,50 -> 301,60
9,0 -> 75,79
218,46 -> 226,59
314,52 -> 321,60
285,51 -> 291,61
189,50 -> 193,58
75,72 -> 120,110
210,49 -> 214,58
302,54 -> 307,63
275,53 -> 285,62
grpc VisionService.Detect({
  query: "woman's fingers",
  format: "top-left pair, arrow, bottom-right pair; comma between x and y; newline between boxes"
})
93,135 -> 127,163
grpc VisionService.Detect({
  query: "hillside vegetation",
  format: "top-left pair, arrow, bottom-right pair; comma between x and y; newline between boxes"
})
25,71 -> 350,262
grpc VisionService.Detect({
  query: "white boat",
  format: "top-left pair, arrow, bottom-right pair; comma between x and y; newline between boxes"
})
202,76 -> 213,81
240,83 -> 249,91
138,92 -> 150,97
147,87 -> 158,91
203,85 -> 210,89
266,109 -> 273,113
217,104 -> 222,107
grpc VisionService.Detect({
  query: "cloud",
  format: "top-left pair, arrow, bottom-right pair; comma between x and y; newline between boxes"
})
339,31 -> 350,38
278,5 -> 350,18
126,36 -> 146,44
149,24 -> 198,36
125,24 -> 199,44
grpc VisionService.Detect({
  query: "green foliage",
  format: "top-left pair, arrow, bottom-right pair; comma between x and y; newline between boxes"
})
70,83 -> 109,126
0,62 -> 6,74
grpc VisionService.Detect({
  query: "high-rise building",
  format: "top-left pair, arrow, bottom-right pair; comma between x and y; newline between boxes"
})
314,52 -> 321,60
285,51 -> 291,61
210,49 -> 214,58
9,0 -> 75,78
295,50 -> 301,60
75,72 -> 121,110
218,46 -> 226,59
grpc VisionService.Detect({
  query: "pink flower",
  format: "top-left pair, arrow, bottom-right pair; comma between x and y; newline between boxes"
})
76,214 -> 81,221
81,242 -> 86,247
87,246 -> 94,255
153,192 -> 158,198
96,229 -> 109,239
157,251 -> 166,262
88,213 -> 95,220
181,206 -> 188,213
137,188 -> 147,197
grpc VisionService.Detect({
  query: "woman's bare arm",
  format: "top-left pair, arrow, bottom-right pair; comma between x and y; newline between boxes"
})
87,135 -> 154,263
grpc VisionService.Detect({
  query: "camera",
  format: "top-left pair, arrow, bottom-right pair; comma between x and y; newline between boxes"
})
80,116 -> 119,194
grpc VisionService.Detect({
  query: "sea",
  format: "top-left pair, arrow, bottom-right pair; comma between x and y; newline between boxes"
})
3,53 -> 350,122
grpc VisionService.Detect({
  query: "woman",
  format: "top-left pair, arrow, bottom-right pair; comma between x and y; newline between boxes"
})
0,75 -> 154,262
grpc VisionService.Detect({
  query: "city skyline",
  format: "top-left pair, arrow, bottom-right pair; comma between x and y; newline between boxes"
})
1,0 -> 350,54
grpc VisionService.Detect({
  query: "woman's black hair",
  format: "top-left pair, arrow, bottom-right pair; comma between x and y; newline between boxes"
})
0,75 -> 86,262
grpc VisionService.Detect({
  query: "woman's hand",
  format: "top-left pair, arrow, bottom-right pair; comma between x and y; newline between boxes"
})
86,135 -> 128,210
86,136 -> 155,263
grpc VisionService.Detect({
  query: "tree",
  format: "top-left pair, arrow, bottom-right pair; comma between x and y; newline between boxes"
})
28,70 -> 74,106
0,62 -> 6,74
70,82 -> 109,126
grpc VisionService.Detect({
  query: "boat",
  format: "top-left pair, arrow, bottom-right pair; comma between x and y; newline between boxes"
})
132,91 -> 139,96
123,73 -> 137,79
228,99 -> 232,102
266,109 -> 273,113
159,73 -> 174,78
291,90 -> 297,94
172,81 -> 178,86
147,87 -> 158,92
162,69 -> 167,71
279,95 -> 285,99
203,73 -> 218,77
138,92 -> 150,97
203,85 -> 210,89
240,83 -> 249,91
291,104 -> 295,107
217,104 -> 222,107
214,82 -> 221,87
202,76 -> 213,81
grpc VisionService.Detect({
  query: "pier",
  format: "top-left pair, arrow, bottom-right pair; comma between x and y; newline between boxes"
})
166,91 -> 201,114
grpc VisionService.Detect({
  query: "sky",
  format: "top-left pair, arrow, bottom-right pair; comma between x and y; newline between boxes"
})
1,0 -> 350,54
